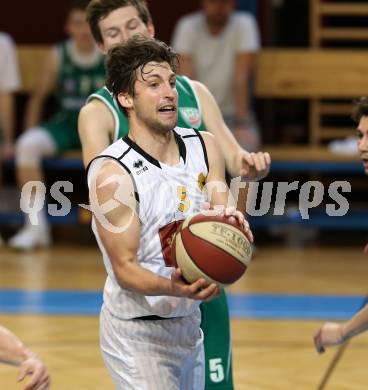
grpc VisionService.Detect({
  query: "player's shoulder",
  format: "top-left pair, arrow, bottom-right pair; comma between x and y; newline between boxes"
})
80,97 -> 111,119
174,126 -> 198,138
79,95 -> 116,139
91,137 -> 131,168
174,127 -> 213,147
87,85 -> 115,104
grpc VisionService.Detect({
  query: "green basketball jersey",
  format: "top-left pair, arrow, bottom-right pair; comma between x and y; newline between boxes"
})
57,41 -> 105,115
87,75 -> 206,141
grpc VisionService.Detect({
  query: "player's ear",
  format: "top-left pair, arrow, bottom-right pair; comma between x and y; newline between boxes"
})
147,20 -> 155,38
118,92 -> 133,109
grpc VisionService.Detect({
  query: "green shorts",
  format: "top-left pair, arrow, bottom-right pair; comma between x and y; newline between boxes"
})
42,111 -> 81,152
201,289 -> 233,390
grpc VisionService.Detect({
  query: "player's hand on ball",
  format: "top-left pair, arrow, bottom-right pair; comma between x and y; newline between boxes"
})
313,322 -> 345,353
170,268 -> 219,301
224,207 -> 253,243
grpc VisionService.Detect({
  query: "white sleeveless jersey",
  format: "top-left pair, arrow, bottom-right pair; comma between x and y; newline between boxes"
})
87,127 -> 209,319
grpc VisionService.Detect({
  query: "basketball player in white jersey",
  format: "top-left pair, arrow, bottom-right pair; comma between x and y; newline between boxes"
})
87,36 -> 253,389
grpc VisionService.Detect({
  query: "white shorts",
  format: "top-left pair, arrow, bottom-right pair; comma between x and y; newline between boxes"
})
100,304 -> 204,390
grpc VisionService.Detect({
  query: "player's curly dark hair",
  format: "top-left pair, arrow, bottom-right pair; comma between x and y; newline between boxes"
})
86,0 -> 151,44
352,97 -> 368,123
106,35 -> 179,111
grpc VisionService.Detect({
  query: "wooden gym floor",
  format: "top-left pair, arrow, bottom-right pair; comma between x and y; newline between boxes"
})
1,245 -> 368,389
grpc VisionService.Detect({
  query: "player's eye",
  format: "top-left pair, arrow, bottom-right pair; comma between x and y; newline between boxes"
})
128,20 -> 139,30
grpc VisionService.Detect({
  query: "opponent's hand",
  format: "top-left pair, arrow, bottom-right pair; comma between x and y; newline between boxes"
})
17,355 -> 50,390
313,322 -> 345,354
170,268 -> 219,301
235,150 -> 271,181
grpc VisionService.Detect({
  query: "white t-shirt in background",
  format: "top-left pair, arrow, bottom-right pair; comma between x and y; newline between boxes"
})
172,11 -> 260,118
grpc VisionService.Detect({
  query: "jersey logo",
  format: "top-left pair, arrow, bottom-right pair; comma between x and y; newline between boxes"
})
133,159 -> 144,168
179,107 -> 202,129
133,159 -> 148,175
197,172 -> 207,191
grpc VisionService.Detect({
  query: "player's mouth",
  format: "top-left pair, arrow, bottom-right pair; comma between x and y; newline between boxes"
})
158,104 -> 177,115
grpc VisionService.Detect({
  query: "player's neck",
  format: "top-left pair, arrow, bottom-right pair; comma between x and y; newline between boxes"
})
129,126 -> 180,166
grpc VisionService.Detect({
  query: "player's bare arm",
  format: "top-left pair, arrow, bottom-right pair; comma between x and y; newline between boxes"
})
92,160 -> 217,300
0,326 -> 50,390
202,131 -> 253,243
78,99 -> 115,167
193,80 -> 271,180
314,304 -> 368,353
233,52 -> 254,122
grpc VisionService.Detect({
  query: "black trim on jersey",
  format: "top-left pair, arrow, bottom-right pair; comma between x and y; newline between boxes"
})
194,130 -> 209,172
118,145 -> 132,161
123,130 -> 187,168
123,136 -> 161,168
173,130 -> 187,163
182,134 -> 198,139
86,154 -> 140,204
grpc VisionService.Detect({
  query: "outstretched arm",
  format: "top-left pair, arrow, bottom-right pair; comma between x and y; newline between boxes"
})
0,325 -> 49,390
314,304 -> 368,353
193,80 -> 270,180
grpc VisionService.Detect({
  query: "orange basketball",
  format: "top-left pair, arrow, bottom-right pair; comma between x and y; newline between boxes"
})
172,212 -> 252,287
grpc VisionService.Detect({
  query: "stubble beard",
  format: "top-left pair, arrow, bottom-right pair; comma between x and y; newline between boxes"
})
137,107 -> 178,135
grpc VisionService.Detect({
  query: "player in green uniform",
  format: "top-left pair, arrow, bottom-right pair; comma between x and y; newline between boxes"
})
9,0 -> 106,251
79,1 -> 271,388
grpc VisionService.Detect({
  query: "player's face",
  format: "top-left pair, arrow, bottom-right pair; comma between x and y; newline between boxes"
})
66,10 -> 95,49
357,116 -> 368,174
98,6 -> 154,54
202,0 -> 235,26
123,62 -> 178,134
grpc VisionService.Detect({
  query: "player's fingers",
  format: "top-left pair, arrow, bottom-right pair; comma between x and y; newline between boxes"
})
17,365 -> 28,382
264,152 -> 271,166
187,278 -> 208,295
34,377 -> 50,390
313,330 -> 325,354
244,227 -> 254,243
233,210 -> 246,226
194,283 -> 218,301
242,152 -> 255,167
22,374 -> 40,390
224,206 -> 236,217
171,268 -> 183,283
255,152 -> 268,172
